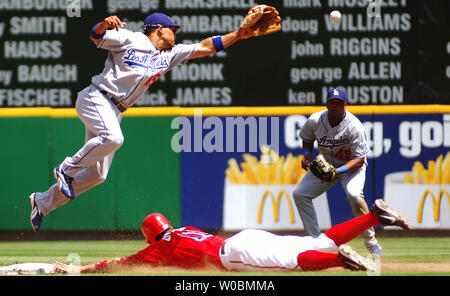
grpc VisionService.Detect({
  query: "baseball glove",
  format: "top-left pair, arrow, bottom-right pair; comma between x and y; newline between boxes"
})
240,4 -> 282,37
309,154 -> 337,182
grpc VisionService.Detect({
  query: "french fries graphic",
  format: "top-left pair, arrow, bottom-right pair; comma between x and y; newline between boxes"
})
225,146 -> 307,185
405,152 -> 450,184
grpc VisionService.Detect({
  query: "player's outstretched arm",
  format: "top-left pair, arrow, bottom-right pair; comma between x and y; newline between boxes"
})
54,257 -> 123,274
188,4 -> 280,60
54,261 -> 95,273
89,15 -> 127,43
188,28 -> 253,60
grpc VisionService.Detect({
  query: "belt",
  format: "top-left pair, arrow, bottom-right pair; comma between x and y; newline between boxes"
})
100,90 -> 127,112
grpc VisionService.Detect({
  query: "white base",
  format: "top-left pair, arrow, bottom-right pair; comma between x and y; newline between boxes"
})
0,263 -> 56,275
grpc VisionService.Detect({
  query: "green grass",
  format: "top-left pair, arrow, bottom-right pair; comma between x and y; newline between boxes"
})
0,240 -> 147,266
0,237 -> 449,276
347,237 -> 450,263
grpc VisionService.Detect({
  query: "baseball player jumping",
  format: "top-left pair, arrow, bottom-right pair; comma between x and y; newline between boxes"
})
28,10 -> 281,232
54,199 -> 410,274
293,88 -> 383,257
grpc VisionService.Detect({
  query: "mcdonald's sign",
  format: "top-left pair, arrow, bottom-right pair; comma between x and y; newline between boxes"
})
417,189 -> 450,223
257,190 -> 295,224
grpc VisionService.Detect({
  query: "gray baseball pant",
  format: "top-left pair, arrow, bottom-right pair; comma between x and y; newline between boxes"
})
292,165 -> 375,239
34,86 -> 123,216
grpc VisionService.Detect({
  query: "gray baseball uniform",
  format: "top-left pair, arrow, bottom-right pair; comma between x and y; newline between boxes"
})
34,28 -> 196,215
292,110 -> 375,241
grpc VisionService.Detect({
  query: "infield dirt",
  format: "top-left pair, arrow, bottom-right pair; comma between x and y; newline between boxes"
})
100,262 -> 450,275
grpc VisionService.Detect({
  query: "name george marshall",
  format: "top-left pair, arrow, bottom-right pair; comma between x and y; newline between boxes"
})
317,136 -> 350,148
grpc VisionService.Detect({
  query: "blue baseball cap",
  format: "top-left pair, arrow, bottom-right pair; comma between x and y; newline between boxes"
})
144,13 -> 181,33
327,88 -> 347,102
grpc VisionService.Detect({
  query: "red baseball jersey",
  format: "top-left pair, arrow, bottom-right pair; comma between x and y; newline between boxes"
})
120,227 -> 226,270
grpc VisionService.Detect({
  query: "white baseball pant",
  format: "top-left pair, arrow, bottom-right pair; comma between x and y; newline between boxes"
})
219,229 -> 337,272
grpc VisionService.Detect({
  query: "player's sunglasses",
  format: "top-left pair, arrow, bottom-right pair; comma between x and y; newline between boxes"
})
146,24 -> 180,34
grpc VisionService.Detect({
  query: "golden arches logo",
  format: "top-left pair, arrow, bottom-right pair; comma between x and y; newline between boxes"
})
417,189 -> 450,223
257,190 -> 295,224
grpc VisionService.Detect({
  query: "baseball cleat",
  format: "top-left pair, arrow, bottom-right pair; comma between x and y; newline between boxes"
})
371,199 -> 411,230
338,244 -> 376,272
365,239 -> 383,258
30,193 -> 44,232
54,165 -> 75,200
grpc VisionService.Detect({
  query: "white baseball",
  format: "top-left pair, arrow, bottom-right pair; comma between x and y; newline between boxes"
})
330,10 -> 341,22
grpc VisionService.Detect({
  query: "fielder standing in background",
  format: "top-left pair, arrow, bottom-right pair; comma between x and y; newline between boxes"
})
292,88 -> 383,257
29,7 -> 281,232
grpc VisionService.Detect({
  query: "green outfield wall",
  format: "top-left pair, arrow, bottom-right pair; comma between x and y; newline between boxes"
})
0,113 -> 181,231
1,105 -> 449,232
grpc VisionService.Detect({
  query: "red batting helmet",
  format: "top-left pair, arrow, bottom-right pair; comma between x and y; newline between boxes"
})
141,213 -> 172,243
